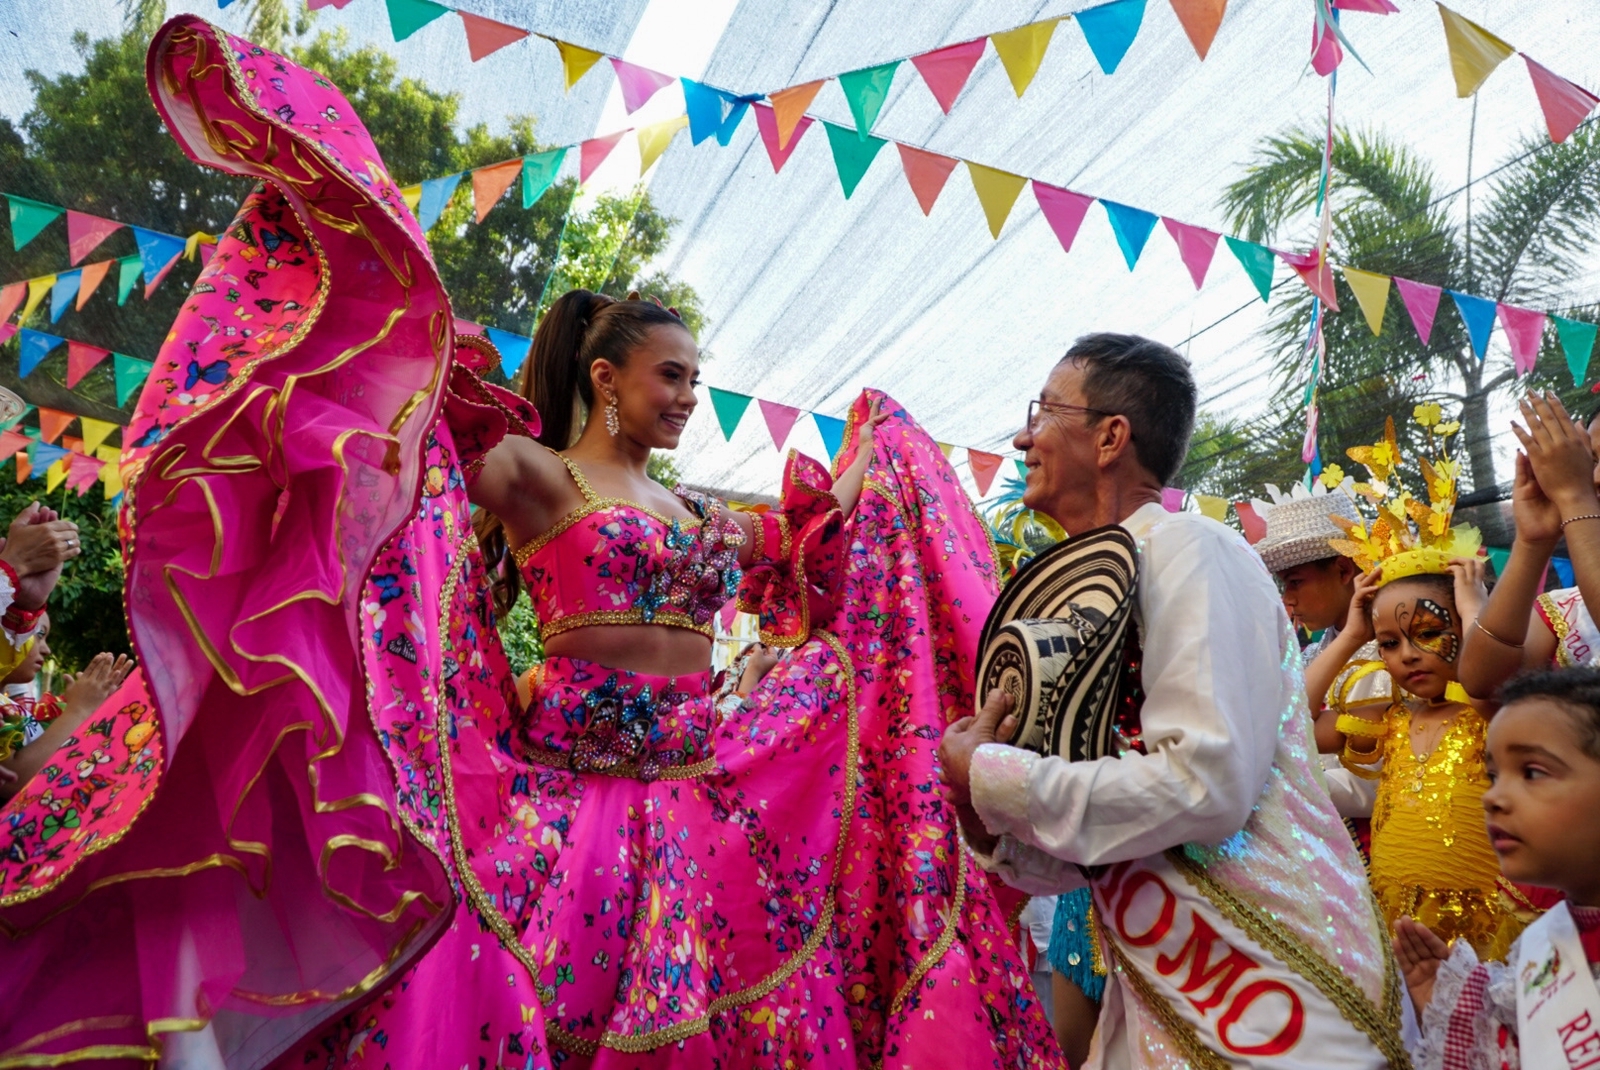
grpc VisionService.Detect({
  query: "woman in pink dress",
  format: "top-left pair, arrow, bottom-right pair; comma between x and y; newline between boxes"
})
0,17 -> 1059,1069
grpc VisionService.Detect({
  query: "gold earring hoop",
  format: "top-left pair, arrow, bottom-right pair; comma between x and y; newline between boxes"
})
605,392 -> 620,437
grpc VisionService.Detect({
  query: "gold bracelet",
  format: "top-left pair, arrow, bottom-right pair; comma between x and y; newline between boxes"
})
1335,713 -> 1388,739
1339,748 -> 1385,779
1472,617 -> 1525,649
1561,513 -> 1600,530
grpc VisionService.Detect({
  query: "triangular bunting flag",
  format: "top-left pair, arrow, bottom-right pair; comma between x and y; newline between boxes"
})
814,413 -> 846,459
1101,200 -> 1159,270
1341,267 -> 1391,335
1394,277 -> 1443,344
79,417 -> 117,455
1497,303 -> 1547,376
554,40 -> 604,90
18,329 -> 62,377
0,281 -> 21,323
1484,545 -> 1510,574
1033,182 -> 1096,254
682,78 -> 727,145
1332,0 -> 1397,10
101,457 -> 122,498
1194,494 -> 1228,521
183,231 -> 215,263
0,430 -> 27,463
1233,500 -> 1266,543
968,449 -> 1003,496
129,227 -> 186,288
990,19 -> 1062,97
1310,16 -> 1343,78
457,11 -> 528,61
1076,0 -> 1146,74
61,435 -> 82,455
822,122 -> 887,198
401,184 -> 423,212
37,408 -> 74,444
910,38 -> 986,113
708,387 -> 752,441
1278,249 -> 1340,311
1161,218 -> 1220,289
20,275 -> 56,325
454,317 -> 485,337
1554,556 -> 1576,587
0,324 -> 12,346
384,0 -> 450,42
1169,0 -> 1228,60
114,354 -> 154,406
417,172 -> 464,230
44,457 -> 66,494
76,258 -> 112,310
1437,4 -> 1513,98
937,442 -> 955,458
579,131 -> 626,183
5,195 -> 63,251
637,115 -> 688,174
768,81 -> 824,151
610,58 -> 675,113
838,61 -> 899,140
1554,315 -> 1598,386
65,211 -> 123,265
1224,237 -> 1275,302
49,270 -> 80,323
14,451 -> 28,483
484,327 -> 532,378
65,340 -> 111,389
752,104 -> 810,174
967,163 -> 1028,238
758,399 -> 801,450
522,148 -> 566,208
115,256 -> 141,305
897,144 -> 960,216
1522,54 -> 1599,144
67,452 -> 103,496
471,160 -> 522,223
1014,458 -> 1027,480
1448,289 -> 1498,359
1161,487 -> 1185,512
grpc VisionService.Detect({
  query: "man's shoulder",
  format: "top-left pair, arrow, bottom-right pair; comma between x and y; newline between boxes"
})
1135,507 -> 1254,558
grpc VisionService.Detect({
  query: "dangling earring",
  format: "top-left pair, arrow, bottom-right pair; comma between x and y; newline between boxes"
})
605,392 -> 620,437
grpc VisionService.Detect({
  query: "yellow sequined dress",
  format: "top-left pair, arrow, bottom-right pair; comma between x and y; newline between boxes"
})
1358,702 -> 1532,960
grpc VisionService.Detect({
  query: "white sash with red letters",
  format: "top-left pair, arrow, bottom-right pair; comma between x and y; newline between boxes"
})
1516,901 -> 1600,1069
1538,587 -> 1600,669
1091,853 -> 1400,1068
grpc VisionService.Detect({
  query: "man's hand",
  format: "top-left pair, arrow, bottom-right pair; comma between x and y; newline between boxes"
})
938,690 -> 1019,807
1393,916 -> 1451,1018
1514,391 -> 1600,516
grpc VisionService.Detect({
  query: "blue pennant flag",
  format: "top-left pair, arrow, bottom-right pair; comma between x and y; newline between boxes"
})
49,269 -> 81,323
31,442 -> 69,468
1101,200 -> 1159,270
1076,0 -> 1146,74
129,227 -> 187,286
18,329 -> 63,378
680,79 -> 756,146
417,173 -> 464,232
1447,290 -> 1498,360
485,327 -> 532,378
1554,556 -> 1575,588
813,413 -> 846,459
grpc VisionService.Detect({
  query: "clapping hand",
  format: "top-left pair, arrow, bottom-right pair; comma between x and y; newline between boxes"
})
1513,391 -> 1600,519
0,503 -> 81,610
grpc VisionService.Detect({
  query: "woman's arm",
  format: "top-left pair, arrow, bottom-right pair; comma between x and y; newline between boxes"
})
468,437 -> 571,546
829,398 -> 890,518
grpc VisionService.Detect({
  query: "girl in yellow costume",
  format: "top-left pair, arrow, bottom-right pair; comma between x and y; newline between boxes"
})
1315,411 -> 1539,960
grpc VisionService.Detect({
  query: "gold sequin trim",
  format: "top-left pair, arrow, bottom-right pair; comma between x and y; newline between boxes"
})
522,747 -> 716,782
1102,936 -> 1230,1070
537,609 -> 712,641
888,837 -> 967,1017
1538,592 -> 1576,667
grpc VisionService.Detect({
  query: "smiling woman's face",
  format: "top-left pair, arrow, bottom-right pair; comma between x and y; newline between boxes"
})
592,324 -> 700,450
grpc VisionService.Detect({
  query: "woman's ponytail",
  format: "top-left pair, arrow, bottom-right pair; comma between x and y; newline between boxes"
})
525,288 -> 612,450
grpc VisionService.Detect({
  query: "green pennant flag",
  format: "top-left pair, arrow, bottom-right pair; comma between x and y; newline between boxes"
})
1485,546 -> 1510,576
386,0 -> 451,41
1014,458 -> 1027,479
0,404 -> 33,433
707,386 -> 752,441
116,255 -> 142,306
1554,315 -> 1598,386
521,148 -> 567,209
1225,236 -> 1276,303
837,61 -> 899,140
822,122 -> 886,199
114,354 -> 154,407
6,195 -> 64,251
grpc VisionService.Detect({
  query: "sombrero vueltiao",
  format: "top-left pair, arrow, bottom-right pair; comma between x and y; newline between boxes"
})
976,524 -> 1139,762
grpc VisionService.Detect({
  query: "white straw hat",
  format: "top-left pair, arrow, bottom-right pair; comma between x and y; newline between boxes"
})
1253,483 -> 1361,574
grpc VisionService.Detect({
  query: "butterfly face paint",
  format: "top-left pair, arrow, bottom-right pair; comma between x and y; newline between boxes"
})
1407,598 -> 1459,664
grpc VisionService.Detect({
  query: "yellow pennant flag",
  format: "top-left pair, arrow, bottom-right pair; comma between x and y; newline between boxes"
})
1194,494 -> 1229,522
937,442 -> 955,458
96,444 -> 121,498
554,39 -> 604,90
989,18 -> 1062,97
966,162 -> 1028,239
20,275 -> 55,326
400,185 -> 423,212
45,458 -> 66,494
1437,4 -> 1514,98
1341,268 -> 1392,336
79,417 -> 117,456
637,116 -> 688,175
184,231 -> 217,261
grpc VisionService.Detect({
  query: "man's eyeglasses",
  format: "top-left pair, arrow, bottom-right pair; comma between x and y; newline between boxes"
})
1025,398 -> 1117,434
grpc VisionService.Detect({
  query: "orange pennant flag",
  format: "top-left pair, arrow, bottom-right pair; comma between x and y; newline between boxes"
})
896,144 -> 960,216
62,435 -> 82,454
1169,0 -> 1228,60
14,452 -> 29,484
471,160 -> 522,223
76,259 -> 113,310
458,10 -> 529,62
37,408 -> 76,444
768,81 -> 824,151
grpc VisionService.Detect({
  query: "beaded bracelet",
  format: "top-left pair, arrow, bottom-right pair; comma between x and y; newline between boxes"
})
1562,513 -> 1600,530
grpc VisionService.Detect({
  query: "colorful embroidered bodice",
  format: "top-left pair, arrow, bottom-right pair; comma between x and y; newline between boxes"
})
513,453 -> 745,641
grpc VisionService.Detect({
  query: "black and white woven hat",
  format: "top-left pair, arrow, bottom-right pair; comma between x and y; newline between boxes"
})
976,524 -> 1140,762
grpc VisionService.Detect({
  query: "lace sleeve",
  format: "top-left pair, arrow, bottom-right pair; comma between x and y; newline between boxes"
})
1413,939 -> 1519,1070
735,450 -> 847,647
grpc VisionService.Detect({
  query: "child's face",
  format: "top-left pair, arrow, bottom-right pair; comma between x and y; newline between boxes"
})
1275,557 -> 1355,633
1370,582 -> 1460,700
2,614 -> 48,686
1483,698 -> 1600,904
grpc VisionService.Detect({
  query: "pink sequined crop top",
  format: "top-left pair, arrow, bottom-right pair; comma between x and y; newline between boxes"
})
513,453 -> 746,641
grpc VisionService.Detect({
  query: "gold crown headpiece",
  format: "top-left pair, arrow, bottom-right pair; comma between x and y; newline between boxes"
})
1325,405 -> 1481,586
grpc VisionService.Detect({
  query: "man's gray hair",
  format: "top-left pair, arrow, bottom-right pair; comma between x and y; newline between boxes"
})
1059,333 -> 1196,485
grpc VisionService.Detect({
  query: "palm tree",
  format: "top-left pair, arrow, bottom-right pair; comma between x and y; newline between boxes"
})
1210,122 -> 1600,500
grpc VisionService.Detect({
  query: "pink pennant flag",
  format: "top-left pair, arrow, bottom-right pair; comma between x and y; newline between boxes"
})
752,103 -> 811,173
896,144 -> 960,216
0,430 -> 28,463
910,38 -> 987,114
1310,17 -> 1342,76
1394,277 -> 1444,344
458,11 -> 530,62
1032,182 -> 1096,255
66,452 -> 104,496
1277,248 -> 1340,312
1331,0 -> 1397,11
454,317 -> 486,337
66,211 -> 124,266
968,449 -> 1003,496
1498,303 -> 1548,376
145,250 -> 183,297
718,600 -> 739,632
1161,219 -> 1221,289
0,281 -> 22,324
579,131 -> 627,183
610,58 -> 675,114
1233,501 -> 1267,543
1161,487 -> 1185,512
758,399 -> 801,450
306,0 -> 356,8
198,244 -> 216,267
0,324 -> 14,346
65,340 -> 111,389
1522,54 -> 1599,144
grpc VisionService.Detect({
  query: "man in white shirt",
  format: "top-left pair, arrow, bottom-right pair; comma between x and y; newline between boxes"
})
939,334 -> 1406,1069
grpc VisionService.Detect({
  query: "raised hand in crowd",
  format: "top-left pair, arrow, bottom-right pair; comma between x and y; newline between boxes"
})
1306,565 -> 1382,752
0,652 -> 134,802
0,502 -> 81,610
1445,555 -> 1489,627
1393,915 -> 1451,1017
